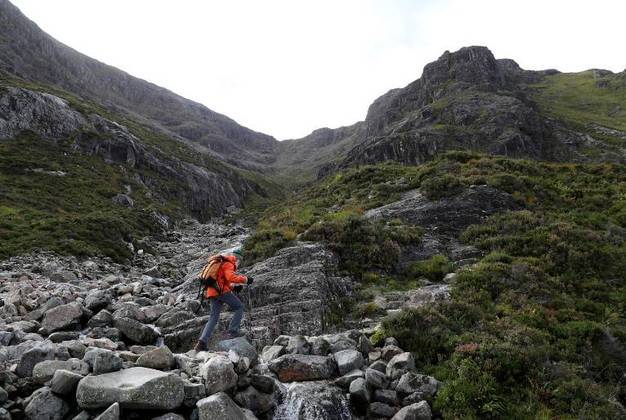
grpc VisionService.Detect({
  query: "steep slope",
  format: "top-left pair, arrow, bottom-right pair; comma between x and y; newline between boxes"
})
0,0 -> 278,170
278,47 -> 626,179
0,70 -> 277,261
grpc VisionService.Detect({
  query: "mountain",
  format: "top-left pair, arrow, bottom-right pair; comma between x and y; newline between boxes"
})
0,0 -> 278,170
280,46 -> 626,180
0,0 -> 282,261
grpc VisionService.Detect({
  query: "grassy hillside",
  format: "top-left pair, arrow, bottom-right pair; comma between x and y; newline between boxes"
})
531,70 -> 626,148
0,71 -> 282,261
0,131 -> 170,261
245,152 -> 626,418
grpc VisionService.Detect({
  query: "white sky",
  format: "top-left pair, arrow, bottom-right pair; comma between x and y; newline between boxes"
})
11,0 -> 626,140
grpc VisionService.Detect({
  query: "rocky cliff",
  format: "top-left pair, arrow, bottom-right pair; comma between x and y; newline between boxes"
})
280,47 -> 626,179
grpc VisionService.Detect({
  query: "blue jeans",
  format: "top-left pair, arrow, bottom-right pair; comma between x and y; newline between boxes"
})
199,292 -> 244,343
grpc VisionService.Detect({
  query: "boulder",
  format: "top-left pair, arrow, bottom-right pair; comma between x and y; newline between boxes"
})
48,331 -> 80,343
250,374 -> 275,394
85,291 -> 112,311
50,369 -> 84,395
370,402 -> 398,418
234,386 -> 275,414
349,378 -> 370,411
218,337 -> 258,365
33,358 -> 89,383
334,369 -> 365,389
310,336 -> 331,355
24,387 -> 69,420
387,352 -> 416,380
16,343 -> 55,377
260,345 -> 284,363
76,367 -> 184,410
396,373 -> 439,398
83,348 -> 122,374
334,349 -> 364,375
50,271 -> 78,283
285,335 -> 311,354
374,389 -> 398,406
200,355 -> 237,395
42,303 -> 83,333
114,317 -> 158,345
365,367 -> 389,389
392,401 -> 432,420
183,380 -> 206,407
197,392 -> 246,420
94,402 -> 119,420
381,345 -> 403,361
136,346 -> 175,370
268,354 -> 337,382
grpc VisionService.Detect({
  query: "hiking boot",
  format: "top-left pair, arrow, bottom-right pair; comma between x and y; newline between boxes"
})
193,340 -> 207,352
226,332 -> 244,339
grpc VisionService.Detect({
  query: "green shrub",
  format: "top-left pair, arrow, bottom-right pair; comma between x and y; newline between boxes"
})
405,255 -> 453,282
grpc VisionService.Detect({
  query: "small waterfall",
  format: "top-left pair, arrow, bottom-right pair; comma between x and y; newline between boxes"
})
273,382 -> 352,420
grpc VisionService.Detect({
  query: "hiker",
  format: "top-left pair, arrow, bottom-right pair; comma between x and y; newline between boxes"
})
193,247 -> 254,352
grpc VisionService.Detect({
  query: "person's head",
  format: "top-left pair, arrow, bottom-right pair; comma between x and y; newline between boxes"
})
231,247 -> 244,264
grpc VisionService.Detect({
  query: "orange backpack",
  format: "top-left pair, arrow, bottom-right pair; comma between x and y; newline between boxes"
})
196,255 -> 226,309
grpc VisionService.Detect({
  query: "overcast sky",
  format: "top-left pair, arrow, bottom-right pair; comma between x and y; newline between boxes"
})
11,0 -> 626,140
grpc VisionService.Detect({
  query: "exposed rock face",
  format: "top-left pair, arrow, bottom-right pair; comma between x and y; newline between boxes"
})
365,186 -> 518,235
243,243 -> 354,346
75,367 -> 185,410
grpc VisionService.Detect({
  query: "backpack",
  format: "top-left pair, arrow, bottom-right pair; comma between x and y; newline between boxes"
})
195,255 -> 225,311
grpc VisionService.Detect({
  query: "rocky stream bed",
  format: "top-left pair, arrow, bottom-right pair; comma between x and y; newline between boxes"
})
0,220 -> 443,419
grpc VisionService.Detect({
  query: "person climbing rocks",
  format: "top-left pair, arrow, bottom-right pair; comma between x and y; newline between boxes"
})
193,247 -> 254,352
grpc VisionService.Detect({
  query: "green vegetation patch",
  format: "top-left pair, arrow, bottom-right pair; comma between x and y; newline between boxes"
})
531,70 -> 626,146
247,151 -> 626,418
0,132 -> 168,261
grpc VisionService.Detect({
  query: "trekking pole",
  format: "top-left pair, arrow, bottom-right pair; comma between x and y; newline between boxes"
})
246,286 -> 254,333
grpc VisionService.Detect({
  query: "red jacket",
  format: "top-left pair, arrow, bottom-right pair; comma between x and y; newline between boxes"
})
205,255 -> 247,298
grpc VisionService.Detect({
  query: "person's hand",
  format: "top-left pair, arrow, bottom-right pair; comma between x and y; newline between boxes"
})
233,285 -> 243,293
246,277 -> 254,285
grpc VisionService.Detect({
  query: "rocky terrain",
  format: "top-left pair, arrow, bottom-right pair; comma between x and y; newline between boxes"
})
0,219 -> 442,419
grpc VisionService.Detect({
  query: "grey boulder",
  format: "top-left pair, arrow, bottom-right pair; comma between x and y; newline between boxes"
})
76,367 -> 184,410
387,352 -> 416,380
33,358 -> 89,383
392,401 -> 432,420
25,387 -> 69,420
334,349 -> 364,375
114,317 -> 158,344
16,343 -> 55,377
136,346 -> 175,370
83,348 -> 122,374
218,337 -> 258,365
197,392 -> 246,420
50,369 -> 84,395
42,303 -> 82,332
200,355 -> 237,395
